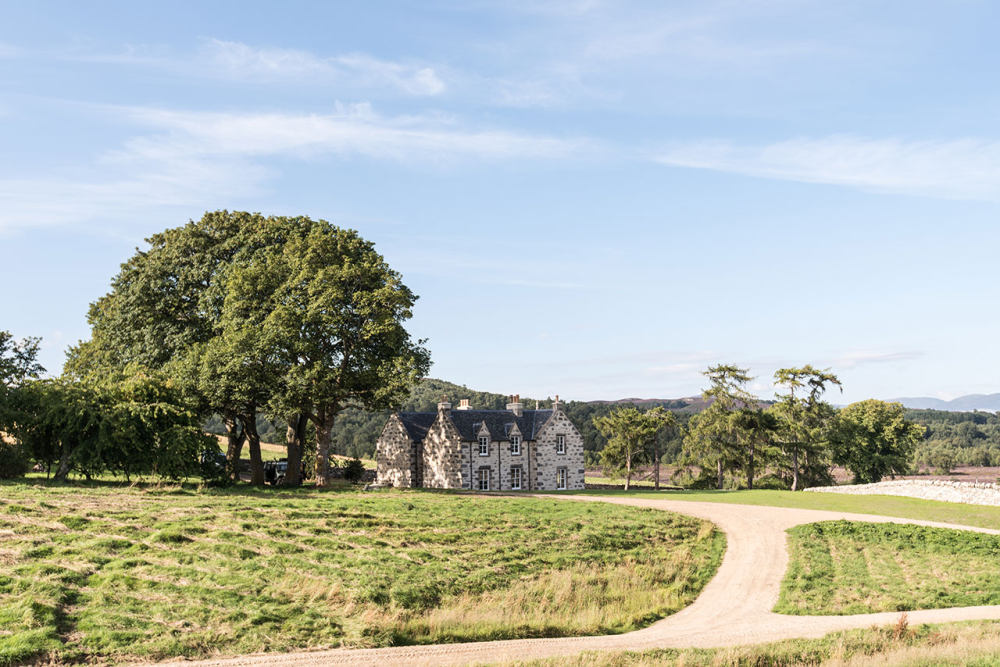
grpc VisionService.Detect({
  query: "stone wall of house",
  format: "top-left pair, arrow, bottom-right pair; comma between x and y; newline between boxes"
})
468,423 -> 496,490
422,409 -> 464,488
375,416 -> 418,487
485,423 -> 530,491
532,408 -> 585,490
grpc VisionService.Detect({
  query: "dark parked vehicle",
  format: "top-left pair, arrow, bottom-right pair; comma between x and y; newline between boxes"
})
264,459 -> 287,485
264,459 -> 305,485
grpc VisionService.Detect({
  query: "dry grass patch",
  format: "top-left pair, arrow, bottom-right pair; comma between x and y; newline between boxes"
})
512,619 -> 1000,666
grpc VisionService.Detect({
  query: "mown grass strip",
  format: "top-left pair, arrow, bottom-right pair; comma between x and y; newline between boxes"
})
777,521 -> 1000,615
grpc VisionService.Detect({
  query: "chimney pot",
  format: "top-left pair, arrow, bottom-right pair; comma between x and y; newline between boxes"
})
505,393 -> 524,417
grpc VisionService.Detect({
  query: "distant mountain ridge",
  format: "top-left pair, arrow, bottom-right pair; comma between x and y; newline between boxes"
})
892,393 -> 1000,412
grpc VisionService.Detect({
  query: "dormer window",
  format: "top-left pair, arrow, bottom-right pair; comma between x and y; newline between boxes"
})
511,435 -> 521,455
556,435 -> 566,454
478,436 -> 489,456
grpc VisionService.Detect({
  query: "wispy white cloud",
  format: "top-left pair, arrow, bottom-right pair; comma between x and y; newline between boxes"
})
0,103 -> 587,232
116,102 -> 584,162
828,350 -> 923,369
202,39 -> 446,95
656,136 -> 1000,200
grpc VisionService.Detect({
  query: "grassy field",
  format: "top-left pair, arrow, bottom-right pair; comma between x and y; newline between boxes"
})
211,437 -> 376,468
512,619 -> 1000,666
776,520 -> 1000,615
0,482 -> 723,665
567,488 -> 1000,531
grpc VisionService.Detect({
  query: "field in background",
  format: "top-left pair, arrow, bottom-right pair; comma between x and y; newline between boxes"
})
777,521 -> 1000,615
584,465 -> 1000,490
564,488 -> 1000,531
0,483 -> 722,665
212,436 -> 376,469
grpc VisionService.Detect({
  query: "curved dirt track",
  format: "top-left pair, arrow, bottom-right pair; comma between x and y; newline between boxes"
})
158,495 -> 1000,666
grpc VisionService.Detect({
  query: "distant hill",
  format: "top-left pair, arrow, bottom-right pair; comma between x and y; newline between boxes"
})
585,396 -> 707,412
892,394 -> 1000,412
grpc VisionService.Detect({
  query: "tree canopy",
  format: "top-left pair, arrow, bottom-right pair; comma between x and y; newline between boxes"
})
66,211 -> 430,485
831,399 -> 924,483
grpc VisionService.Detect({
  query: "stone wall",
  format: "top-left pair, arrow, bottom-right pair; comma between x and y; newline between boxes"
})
806,479 -> 1000,507
375,416 -> 418,487
532,408 -> 585,490
422,410 -> 464,488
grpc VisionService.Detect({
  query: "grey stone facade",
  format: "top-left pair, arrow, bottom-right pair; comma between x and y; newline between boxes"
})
375,396 -> 585,491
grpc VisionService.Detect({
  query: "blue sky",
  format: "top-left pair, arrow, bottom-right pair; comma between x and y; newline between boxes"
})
2,0 -> 999,403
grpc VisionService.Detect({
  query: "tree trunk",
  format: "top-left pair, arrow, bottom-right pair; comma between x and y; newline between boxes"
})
746,444 -> 755,490
315,405 -> 335,487
653,439 -> 660,490
244,410 -> 265,487
716,458 -> 724,489
55,451 -> 72,481
791,448 -> 800,491
284,413 -> 306,486
624,451 -> 631,491
224,412 -> 246,482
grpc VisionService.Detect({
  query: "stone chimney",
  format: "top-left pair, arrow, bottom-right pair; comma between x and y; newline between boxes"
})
437,396 -> 451,413
456,399 -> 472,410
505,393 -> 523,417
552,394 -> 561,412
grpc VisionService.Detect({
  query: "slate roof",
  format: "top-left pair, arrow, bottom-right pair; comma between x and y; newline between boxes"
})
398,409 -> 554,443
397,412 -> 437,443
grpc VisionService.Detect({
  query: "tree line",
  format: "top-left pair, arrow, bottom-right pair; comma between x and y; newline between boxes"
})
595,364 -> 926,490
1,211 -> 430,483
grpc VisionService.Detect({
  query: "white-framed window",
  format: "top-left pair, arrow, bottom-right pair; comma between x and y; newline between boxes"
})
510,466 -> 522,490
477,468 -> 490,491
510,435 -> 521,455
478,436 -> 489,456
556,467 -> 567,490
556,434 -> 566,454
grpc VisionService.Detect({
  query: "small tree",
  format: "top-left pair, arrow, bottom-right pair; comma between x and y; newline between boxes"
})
771,365 -> 842,490
646,407 -> 677,490
0,331 -> 45,478
594,407 -> 654,490
683,364 -> 755,489
832,399 -> 924,484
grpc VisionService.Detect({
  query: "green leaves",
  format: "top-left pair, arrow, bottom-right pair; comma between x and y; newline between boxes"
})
67,211 -> 430,485
832,399 -> 924,484
10,370 -> 213,481
593,406 -> 675,489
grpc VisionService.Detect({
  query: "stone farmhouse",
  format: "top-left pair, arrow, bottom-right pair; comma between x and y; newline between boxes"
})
376,395 -> 585,491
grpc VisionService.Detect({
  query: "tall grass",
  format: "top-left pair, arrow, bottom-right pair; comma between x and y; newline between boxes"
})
0,481 -> 723,664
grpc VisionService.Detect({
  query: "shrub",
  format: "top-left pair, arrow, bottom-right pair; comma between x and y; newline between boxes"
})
342,458 -> 367,483
0,440 -> 31,479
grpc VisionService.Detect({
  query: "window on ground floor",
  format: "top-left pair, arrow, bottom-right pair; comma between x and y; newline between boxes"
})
556,467 -> 567,490
510,466 -> 522,490
477,467 -> 491,491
